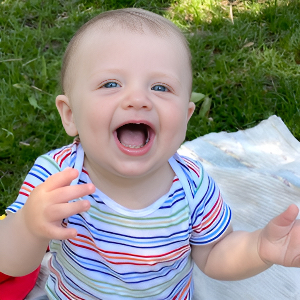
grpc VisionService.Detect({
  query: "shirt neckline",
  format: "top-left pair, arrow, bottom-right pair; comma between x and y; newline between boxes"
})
73,143 -> 186,217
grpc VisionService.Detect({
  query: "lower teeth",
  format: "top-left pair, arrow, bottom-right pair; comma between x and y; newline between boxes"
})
122,137 -> 149,149
122,144 -> 143,149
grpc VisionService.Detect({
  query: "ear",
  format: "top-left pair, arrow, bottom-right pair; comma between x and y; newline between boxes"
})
56,95 -> 78,136
187,101 -> 195,122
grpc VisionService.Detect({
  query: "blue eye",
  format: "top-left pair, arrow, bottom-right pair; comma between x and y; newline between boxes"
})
102,82 -> 120,88
151,85 -> 169,92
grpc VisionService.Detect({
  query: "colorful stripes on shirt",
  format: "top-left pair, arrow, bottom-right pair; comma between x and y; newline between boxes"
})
6,142 -> 231,299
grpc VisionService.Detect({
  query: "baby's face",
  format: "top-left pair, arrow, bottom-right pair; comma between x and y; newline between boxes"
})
57,28 -> 194,179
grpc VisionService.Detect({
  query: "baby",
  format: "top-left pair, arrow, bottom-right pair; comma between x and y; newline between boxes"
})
1,8 -> 300,300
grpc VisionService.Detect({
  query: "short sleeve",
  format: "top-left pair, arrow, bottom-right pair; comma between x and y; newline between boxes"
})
189,165 -> 231,245
5,154 -> 61,214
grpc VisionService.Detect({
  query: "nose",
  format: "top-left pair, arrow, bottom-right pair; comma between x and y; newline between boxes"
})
121,88 -> 153,111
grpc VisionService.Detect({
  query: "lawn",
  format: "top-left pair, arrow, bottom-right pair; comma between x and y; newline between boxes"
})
1,0 -> 300,214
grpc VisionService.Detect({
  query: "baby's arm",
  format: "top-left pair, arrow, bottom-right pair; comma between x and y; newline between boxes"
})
0,168 -> 95,276
192,204 -> 300,280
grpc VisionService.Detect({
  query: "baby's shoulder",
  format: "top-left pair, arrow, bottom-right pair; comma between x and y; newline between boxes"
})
175,154 -> 204,180
37,142 -> 79,172
47,143 -> 77,168
174,153 -> 206,194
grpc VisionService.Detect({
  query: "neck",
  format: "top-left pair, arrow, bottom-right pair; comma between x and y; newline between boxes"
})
84,159 -> 175,210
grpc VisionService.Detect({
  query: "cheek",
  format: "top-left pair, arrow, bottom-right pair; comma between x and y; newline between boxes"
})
74,102 -> 108,134
163,106 -> 188,140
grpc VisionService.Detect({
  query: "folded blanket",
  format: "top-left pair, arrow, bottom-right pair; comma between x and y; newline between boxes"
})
180,115 -> 300,300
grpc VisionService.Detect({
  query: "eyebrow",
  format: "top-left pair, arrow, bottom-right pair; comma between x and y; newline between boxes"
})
88,68 -> 182,88
88,68 -> 122,80
149,72 -> 182,87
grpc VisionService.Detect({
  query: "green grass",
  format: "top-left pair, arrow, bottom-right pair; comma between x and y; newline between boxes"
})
171,0 -> 300,139
1,0 -> 300,214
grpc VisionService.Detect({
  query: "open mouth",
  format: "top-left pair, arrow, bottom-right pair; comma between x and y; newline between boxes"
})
116,123 -> 151,149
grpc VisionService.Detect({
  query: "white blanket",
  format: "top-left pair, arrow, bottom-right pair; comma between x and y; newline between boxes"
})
27,115 -> 300,299
179,115 -> 300,300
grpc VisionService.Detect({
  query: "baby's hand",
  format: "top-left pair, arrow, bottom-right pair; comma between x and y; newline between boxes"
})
258,204 -> 300,267
21,168 -> 95,241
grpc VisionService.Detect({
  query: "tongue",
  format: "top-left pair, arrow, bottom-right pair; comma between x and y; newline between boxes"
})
118,124 -> 147,147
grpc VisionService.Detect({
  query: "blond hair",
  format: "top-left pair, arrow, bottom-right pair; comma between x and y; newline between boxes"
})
61,8 -> 192,95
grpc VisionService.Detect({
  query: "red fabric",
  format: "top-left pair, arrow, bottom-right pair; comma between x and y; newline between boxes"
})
0,266 -> 41,300
0,272 -> 12,283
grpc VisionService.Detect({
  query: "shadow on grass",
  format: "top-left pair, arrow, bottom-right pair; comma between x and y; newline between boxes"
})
183,0 -> 300,140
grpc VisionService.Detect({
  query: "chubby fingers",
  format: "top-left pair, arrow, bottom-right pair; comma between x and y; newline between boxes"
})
272,204 -> 299,228
50,183 -> 95,204
44,225 -> 79,241
44,198 -> 91,240
45,170 -> 95,220
39,167 -> 95,204
42,167 -> 82,191
24,168 -> 96,240
47,199 -> 91,222
264,204 -> 299,243
45,198 -> 92,240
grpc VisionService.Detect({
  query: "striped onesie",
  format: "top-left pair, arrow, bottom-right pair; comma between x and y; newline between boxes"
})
7,142 -> 231,299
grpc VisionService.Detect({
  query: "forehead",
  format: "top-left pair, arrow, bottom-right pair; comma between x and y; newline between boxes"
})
80,24 -> 187,55
65,26 -> 192,95
81,27 -> 189,68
